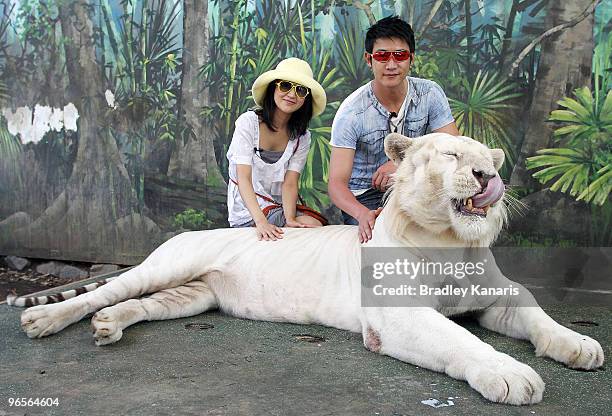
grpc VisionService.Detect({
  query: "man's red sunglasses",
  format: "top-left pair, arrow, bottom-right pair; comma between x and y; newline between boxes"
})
368,50 -> 412,63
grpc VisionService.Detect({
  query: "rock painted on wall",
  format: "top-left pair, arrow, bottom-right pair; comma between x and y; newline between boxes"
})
0,103 -> 79,144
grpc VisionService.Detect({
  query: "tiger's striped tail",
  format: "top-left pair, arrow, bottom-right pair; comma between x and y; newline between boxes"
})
6,276 -> 118,307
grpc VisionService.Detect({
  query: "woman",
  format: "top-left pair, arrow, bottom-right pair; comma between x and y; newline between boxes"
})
226,58 -> 327,240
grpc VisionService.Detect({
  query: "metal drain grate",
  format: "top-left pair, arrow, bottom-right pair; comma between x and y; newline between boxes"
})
570,320 -> 599,327
293,334 -> 327,343
184,322 -> 214,330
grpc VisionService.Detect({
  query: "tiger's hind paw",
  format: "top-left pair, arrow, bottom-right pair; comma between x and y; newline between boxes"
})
91,309 -> 123,346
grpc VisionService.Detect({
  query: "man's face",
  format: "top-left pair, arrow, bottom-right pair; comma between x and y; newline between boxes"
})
365,37 -> 413,89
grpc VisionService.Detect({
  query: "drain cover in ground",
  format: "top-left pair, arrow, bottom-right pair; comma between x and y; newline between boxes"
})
184,323 -> 214,330
570,320 -> 599,327
293,334 -> 327,343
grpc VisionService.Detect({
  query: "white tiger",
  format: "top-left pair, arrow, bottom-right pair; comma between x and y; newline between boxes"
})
12,133 -> 604,405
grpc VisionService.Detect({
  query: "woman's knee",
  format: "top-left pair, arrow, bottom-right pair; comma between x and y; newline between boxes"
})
296,215 -> 323,227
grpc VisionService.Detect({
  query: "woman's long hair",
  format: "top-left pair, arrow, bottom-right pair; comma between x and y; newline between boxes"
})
255,80 -> 313,139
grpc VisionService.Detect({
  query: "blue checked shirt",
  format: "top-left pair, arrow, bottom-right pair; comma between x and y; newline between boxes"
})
331,77 -> 455,191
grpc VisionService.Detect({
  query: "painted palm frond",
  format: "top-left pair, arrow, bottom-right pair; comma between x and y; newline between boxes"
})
296,11 -> 345,95
299,180 -> 330,211
411,52 -> 440,80
0,116 -> 21,161
333,13 -> 370,90
432,47 -> 465,89
294,8 -> 344,211
0,77 -> 17,159
527,87 -> 612,206
247,29 -> 279,79
527,148 -> 611,206
579,165 -> 612,206
101,0 -> 181,110
299,107 -> 335,210
549,87 -> 612,146
256,0 -> 311,58
473,19 -> 505,68
526,148 -> 593,197
0,79 -> 7,105
449,70 -> 522,174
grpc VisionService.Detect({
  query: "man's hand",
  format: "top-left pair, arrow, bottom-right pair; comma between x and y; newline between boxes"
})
255,219 -> 284,241
372,161 -> 397,192
356,207 -> 383,243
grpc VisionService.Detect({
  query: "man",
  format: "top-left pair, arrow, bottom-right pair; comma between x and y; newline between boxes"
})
329,15 -> 459,243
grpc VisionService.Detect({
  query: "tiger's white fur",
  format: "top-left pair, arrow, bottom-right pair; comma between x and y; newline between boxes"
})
17,133 -> 604,405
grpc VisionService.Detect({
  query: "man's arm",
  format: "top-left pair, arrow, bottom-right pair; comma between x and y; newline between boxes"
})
329,147 -> 380,243
328,147 -> 360,217
426,80 -> 460,136
433,121 -> 460,136
371,120 -> 458,193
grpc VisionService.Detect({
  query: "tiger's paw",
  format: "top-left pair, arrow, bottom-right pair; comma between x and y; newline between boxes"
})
21,304 -> 76,338
91,309 -> 123,346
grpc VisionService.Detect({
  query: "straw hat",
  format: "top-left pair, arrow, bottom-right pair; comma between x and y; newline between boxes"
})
252,58 -> 327,117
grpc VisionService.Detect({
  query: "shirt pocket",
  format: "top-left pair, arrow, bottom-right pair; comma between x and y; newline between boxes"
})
404,115 -> 428,138
357,129 -> 386,168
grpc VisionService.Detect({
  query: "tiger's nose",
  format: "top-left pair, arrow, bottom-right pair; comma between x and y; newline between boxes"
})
472,169 -> 495,188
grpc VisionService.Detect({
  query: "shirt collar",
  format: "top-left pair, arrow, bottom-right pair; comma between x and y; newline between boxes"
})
368,78 -> 415,117
406,77 -> 418,107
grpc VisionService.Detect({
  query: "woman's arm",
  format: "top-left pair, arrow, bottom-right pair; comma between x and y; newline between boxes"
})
236,164 -> 284,240
282,170 -> 304,228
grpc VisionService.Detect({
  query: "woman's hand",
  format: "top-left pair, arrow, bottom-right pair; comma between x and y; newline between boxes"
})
255,219 -> 284,241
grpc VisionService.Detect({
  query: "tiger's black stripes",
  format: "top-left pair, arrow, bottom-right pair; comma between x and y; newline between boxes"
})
7,277 -> 117,307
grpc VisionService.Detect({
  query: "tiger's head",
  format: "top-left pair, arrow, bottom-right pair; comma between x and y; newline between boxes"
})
384,132 -> 507,246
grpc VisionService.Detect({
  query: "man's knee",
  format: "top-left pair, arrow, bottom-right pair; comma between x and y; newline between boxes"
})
341,211 -> 359,225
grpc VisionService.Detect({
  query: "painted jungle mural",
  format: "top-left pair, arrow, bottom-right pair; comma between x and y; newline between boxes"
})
0,0 -> 610,264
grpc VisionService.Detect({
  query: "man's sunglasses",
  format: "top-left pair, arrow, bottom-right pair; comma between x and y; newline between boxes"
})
275,80 -> 310,99
368,50 -> 412,63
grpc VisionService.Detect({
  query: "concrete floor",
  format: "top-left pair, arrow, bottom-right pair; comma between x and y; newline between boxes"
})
0,302 -> 610,416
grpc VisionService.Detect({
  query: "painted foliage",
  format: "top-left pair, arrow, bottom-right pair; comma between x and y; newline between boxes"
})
0,0 -> 610,264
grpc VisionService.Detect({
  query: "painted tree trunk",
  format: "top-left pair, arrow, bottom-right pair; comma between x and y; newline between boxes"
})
465,0 -> 473,84
510,0 -> 594,188
0,1 -> 162,264
168,0 -> 224,187
498,0 -> 520,72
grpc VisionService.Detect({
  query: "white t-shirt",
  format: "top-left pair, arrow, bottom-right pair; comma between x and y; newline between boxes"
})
226,111 -> 311,226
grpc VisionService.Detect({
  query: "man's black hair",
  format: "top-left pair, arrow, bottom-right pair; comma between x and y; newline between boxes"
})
255,80 -> 313,139
365,15 -> 415,54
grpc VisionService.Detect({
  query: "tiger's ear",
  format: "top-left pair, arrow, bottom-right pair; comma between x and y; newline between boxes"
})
490,149 -> 505,171
384,133 -> 415,164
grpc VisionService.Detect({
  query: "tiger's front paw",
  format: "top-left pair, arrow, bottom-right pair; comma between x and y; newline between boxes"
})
535,327 -> 604,370
21,304 -> 74,338
464,352 -> 545,405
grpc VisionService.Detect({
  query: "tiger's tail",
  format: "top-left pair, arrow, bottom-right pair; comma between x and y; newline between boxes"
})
6,276 -> 118,307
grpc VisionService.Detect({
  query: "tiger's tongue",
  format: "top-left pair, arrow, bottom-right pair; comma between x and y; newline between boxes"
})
472,174 -> 504,208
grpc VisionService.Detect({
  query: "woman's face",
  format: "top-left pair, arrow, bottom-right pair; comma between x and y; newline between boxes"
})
273,80 -> 307,114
